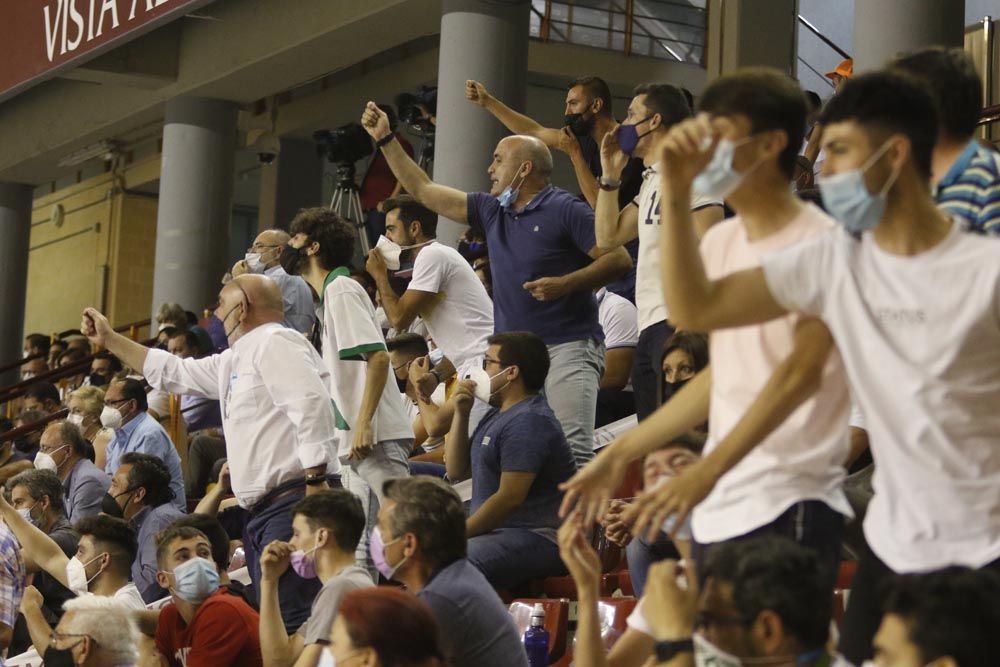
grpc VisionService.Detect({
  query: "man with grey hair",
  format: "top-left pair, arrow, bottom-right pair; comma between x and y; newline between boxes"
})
49,596 -> 139,666
361,102 -> 633,467
244,228 -> 315,333
36,420 -> 109,522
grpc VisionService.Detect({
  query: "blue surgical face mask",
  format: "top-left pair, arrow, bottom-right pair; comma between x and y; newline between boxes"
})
817,139 -> 899,235
166,556 -> 220,604
617,115 -> 654,157
692,136 -> 763,201
497,162 -> 529,208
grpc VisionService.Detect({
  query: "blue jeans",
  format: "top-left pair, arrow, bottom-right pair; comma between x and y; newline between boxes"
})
625,532 -> 680,598
545,339 -> 605,468
243,490 -> 321,633
468,528 -> 567,589
409,461 -> 447,478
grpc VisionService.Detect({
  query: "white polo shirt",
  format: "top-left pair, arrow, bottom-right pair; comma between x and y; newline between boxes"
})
634,163 -> 722,332
143,323 -> 340,509
692,205 -> 853,544
762,221 -> 1000,572
597,287 -> 638,392
320,269 -> 413,457
406,242 -> 494,376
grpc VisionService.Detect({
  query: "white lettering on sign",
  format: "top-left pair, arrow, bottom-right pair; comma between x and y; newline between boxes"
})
41,0 -> 183,62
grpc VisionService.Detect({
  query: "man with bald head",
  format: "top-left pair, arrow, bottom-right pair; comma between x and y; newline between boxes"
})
79,274 -> 339,631
245,228 -> 315,333
362,102 -> 632,467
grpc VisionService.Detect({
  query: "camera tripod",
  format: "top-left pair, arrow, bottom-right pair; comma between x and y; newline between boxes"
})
328,162 -> 370,256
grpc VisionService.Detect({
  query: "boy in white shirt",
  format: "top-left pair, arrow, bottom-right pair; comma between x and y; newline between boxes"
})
284,208 -> 413,506
640,70 -> 1000,665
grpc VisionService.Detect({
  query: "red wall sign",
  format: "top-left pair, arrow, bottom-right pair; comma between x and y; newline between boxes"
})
0,0 -> 213,103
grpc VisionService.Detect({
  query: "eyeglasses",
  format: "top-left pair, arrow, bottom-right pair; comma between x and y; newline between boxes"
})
105,397 -> 131,407
39,443 -> 70,455
482,356 -> 508,370
49,631 -> 92,649
694,612 -> 751,632
247,243 -> 281,252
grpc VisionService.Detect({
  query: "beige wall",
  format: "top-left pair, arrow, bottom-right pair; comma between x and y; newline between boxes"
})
25,160 -> 160,339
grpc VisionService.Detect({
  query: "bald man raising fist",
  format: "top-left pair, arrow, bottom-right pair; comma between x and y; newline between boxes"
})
81,274 -> 339,632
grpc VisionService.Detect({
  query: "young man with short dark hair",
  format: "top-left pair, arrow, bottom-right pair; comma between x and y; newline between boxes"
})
259,490 -> 373,667
636,70 -> 1000,665
22,381 -> 61,415
893,47 -> 1000,236
447,332 -> 578,589
154,525 -> 263,667
376,476 -> 528,667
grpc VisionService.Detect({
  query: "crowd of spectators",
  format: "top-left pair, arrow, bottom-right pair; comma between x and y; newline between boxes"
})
0,43 -> 998,667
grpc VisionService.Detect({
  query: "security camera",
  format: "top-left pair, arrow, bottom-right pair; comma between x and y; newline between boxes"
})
252,132 -> 281,165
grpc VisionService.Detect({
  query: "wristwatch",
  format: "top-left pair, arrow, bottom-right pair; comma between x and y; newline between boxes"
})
599,177 -> 621,191
653,638 -> 693,662
375,133 -> 395,148
305,472 -> 328,486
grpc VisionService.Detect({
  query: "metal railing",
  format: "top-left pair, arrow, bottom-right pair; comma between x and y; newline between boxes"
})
529,0 -> 707,65
796,14 -> 851,89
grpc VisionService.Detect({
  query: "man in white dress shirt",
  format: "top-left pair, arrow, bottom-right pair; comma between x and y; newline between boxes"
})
80,274 -> 339,632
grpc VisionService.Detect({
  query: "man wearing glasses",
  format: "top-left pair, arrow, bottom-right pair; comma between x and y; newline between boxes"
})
47,596 -> 140,666
445,332 -> 577,589
243,229 -> 315,334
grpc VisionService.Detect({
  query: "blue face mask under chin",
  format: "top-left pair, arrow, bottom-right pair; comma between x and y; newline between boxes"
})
817,139 -> 900,235
497,162 -> 530,209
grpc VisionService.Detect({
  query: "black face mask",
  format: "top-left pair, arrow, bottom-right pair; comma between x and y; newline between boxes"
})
458,239 -> 487,261
42,646 -> 77,667
88,373 -> 109,387
101,488 -> 134,519
279,244 -> 310,276
395,375 -> 408,394
564,112 -> 595,137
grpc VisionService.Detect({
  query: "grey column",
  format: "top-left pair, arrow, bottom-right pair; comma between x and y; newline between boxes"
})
432,0 -> 530,247
151,97 -> 237,318
706,0 -> 797,79
257,137 -> 324,232
0,183 -> 32,387
854,0 -> 965,71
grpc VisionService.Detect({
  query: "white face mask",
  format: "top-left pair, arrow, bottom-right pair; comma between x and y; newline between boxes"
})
244,252 -> 265,273
465,366 -> 512,404
100,405 -> 124,430
34,446 -> 68,473
67,413 -> 86,428
375,235 -> 431,271
66,553 -> 108,596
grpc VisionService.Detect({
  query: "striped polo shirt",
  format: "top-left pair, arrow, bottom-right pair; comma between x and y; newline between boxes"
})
935,139 -> 1000,236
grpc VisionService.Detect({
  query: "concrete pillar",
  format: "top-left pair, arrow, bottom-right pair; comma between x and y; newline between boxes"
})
854,0 -> 965,71
432,0 -> 531,247
0,183 -> 32,387
706,0 -> 798,80
257,138 -> 324,232
151,97 -> 237,318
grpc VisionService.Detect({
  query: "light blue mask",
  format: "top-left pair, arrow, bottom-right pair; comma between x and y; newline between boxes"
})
497,162 -> 529,208
168,556 -> 219,604
692,136 -> 762,201
817,139 -> 899,235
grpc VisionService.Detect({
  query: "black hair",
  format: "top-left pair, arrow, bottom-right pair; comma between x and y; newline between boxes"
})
699,67 -> 808,178
25,382 -> 61,407
172,514 -> 232,570
892,47 -> 982,141
386,333 -> 430,359
882,567 -> 1000,667
487,331 -> 550,392
113,378 -> 148,413
804,90 -> 822,114
701,537 -> 830,650
289,208 -> 356,270
291,490 -> 366,553
818,70 -> 937,181
570,76 -> 613,116
383,194 -> 438,238
119,452 -> 176,508
168,330 -> 201,354
25,334 -> 50,355
633,83 -> 692,129
383,477 -> 466,566
93,351 -> 123,374
7,469 -> 66,514
74,515 -> 139,575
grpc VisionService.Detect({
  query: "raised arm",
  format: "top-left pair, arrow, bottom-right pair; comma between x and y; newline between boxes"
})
657,116 -> 787,331
361,102 -> 467,223
443,381 -> 476,482
81,308 -> 150,375
365,250 -> 436,330
595,130 -> 640,250
466,80 -> 563,147
0,492 -> 70,587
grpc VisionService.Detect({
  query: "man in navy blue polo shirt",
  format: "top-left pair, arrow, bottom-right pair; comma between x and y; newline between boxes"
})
360,101 -> 633,467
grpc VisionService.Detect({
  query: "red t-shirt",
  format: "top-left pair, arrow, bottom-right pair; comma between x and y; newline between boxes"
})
155,589 -> 263,667
360,133 -> 415,209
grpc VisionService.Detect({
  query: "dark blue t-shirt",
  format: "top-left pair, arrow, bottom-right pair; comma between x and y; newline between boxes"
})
467,186 -> 604,345
470,394 -> 578,530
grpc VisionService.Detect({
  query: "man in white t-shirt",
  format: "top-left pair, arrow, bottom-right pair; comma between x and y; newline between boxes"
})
641,70 -> 1000,665
565,69 -> 852,591
365,194 -> 494,394
286,208 -> 414,507
595,287 -> 638,427
592,83 -> 723,422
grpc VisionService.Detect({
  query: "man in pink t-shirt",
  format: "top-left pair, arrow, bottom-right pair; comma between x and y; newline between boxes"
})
561,69 -> 852,592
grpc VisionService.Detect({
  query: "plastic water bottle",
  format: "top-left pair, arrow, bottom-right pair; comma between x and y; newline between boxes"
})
523,603 -> 550,666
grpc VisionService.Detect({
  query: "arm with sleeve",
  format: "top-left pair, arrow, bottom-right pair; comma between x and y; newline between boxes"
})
143,348 -> 224,399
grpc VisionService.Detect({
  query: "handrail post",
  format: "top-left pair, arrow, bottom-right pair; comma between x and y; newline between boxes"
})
624,0 -> 634,56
